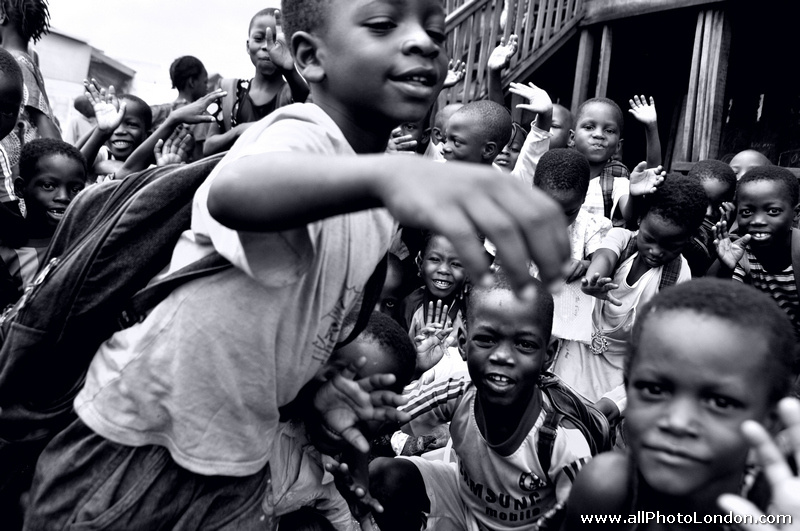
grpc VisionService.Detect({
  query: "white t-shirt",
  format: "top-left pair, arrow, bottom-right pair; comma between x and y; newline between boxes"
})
582,176 -> 629,221
75,104 -> 397,476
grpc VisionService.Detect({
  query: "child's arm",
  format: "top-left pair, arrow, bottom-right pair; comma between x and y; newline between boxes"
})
617,161 -> 665,222
442,59 -> 466,90
628,95 -> 661,167
208,153 -> 571,291
202,122 -> 254,157
580,248 -> 622,306
508,82 -> 553,187
79,81 -> 126,174
487,35 -> 518,106
28,107 -> 61,140
115,90 -> 226,180
564,452 -> 632,529
717,397 -> 800,531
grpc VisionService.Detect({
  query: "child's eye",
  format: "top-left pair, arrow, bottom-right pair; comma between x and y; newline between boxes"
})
706,395 -> 742,412
364,19 -> 396,33
71,185 -> 85,195
739,208 -> 752,216
471,334 -> 495,347
516,340 -> 540,352
40,182 -> 55,191
634,381 -> 665,398
582,124 -> 594,130
605,128 -> 616,135
427,28 -> 446,44
426,256 -> 440,263
450,261 -> 462,269
768,208 -> 783,215
384,299 -> 396,309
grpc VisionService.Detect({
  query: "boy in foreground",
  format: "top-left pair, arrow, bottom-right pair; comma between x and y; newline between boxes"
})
23,0 -> 569,529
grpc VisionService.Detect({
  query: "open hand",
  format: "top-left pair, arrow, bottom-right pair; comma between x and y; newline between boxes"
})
154,127 -> 193,166
414,300 -> 454,373
629,161 -> 665,196
85,79 -> 125,133
717,397 -> 800,531
170,89 -> 227,126
713,220 -> 750,269
443,59 -> 466,88
509,81 -> 553,115
265,16 -> 294,72
313,357 -> 411,454
487,34 -> 518,71
325,456 -> 383,529
628,95 -> 657,127
581,273 -> 621,306
386,128 -> 418,154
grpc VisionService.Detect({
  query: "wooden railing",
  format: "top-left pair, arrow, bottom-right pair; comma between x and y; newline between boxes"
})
441,0 -> 584,103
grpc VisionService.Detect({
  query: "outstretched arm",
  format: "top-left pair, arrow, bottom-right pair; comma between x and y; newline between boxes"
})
208,152 -> 571,293
618,161 -> 665,222
581,249 -> 622,306
628,95 -> 661,167
487,35 -> 518,106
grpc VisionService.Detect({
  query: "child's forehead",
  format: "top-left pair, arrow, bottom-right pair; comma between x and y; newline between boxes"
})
737,178 -> 788,200
425,235 -> 456,255
469,288 -> 548,328
577,102 -> 620,125
250,13 -> 277,31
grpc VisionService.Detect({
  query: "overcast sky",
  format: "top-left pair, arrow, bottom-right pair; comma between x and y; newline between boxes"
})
48,0 -> 282,101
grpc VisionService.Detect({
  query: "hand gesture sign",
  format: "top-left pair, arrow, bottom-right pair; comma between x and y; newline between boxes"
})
629,161 -> 666,197
154,127 -> 193,166
265,11 -> 295,72
85,78 -> 125,133
628,95 -> 657,127
509,81 -> 553,115
713,220 -> 751,269
170,89 -> 227,125
487,34 -> 519,71
581,272 -> 622,306
312,357 -> 411,454
718,397 -> 800,531
443,59 -> 466,89
386,126 -> 418,154
414,300 -> 455,373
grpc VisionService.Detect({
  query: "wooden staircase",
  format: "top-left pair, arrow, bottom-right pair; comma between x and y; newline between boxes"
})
441,0 -> 584,103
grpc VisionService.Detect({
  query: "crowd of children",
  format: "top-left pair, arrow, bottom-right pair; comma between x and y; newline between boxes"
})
0,0 -> 798,530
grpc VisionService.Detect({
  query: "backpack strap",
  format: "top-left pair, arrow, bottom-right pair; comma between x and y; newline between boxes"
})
117,252 -> 232,330
657,256 -> 682,290
600,173 -> 614,220
220,78 -> 238,132
335,253 -> 389,349
536,404 -> 561,481
617,232 -> 639,264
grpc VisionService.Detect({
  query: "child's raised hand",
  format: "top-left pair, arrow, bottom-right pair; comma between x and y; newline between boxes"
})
719,201 -> 735,226
265,24 -> 295,72
581,273 -> 622,306
487,34 -> 519,72
628,95 -> 658,127
509,81 -> 553,116
414,300 -> 454,373
85,79 -> 125,133
717,397 -> 800,531
713,220 -> 750,269
154,127 -> 193,166
170,89 -> 227,126
629,161 -> 666,196
312,356 -> 411,454
443,59 -> 466,89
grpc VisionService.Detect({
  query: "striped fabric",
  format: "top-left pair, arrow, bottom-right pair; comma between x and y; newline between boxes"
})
0,239 -> 50,305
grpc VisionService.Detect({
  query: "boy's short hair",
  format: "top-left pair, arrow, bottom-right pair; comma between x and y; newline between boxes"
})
250,7 -> 280,31
119,94 -> 153,132
576,97 -> 624,135
534,148 -> 591,197
359,311 -> 417,390
19,138 -> 88,181
453,100 -> 512,148
464,267 -> 554,340
642,173 -> 707,232
688,159 -> 737,201
738,165 -> 800,206
1,0 -> 50,43
281,0 -> 328,49
169,56 -> 206,91
0,46 -> 23,92
629,278 -> 796,405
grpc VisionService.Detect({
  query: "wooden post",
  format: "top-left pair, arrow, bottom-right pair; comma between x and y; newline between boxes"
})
571,28 -> 594,115
595,24 -> 612,98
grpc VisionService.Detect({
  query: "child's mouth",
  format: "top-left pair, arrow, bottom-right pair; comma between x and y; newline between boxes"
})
749,231 -> 771,241
111,140 -> 132,150
47,208 -> 66,220
432,279 -> 452,290
485,373 -> 514,393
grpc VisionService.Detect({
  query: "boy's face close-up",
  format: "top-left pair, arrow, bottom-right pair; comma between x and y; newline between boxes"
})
625,310 -> 773,498
108,102 -> 148,161
464,289 -> 554,411
736,180 -> 797,250
441,113 -> 488,163
635,213 -> 691,269
570,102 -> 621,166
419,235 -> 465,300
311,0 -> 448,132
19,154 -> 86,229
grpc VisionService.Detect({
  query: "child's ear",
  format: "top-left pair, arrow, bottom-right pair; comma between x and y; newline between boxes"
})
457,327 -> 468,361
421,128 -> 431,147
567,129 -> 575,148
543,338 -> 559,370
291,31 -> 325,83
13,177 -> 24,199
614,138 -> 624,156
482,141 -> 499,162
415,251 -> 423,273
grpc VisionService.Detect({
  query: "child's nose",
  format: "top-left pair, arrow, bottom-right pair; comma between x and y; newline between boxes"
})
401,25 -> 440,58
659,397 -> 700,436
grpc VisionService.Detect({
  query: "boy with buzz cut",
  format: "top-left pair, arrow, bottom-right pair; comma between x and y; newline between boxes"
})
369,270 -> 593,531
442,100 -> 511,165
23,0 -> 570,529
